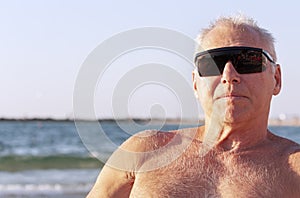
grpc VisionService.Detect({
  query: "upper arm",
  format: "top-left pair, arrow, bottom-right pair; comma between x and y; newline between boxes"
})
87,164 -> 135,198
87,130 -> 168,198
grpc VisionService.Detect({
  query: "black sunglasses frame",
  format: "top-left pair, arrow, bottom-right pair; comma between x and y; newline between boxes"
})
194,46 -> 276,77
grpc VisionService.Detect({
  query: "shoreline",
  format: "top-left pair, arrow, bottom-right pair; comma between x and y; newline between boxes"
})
1,118 -> 300,126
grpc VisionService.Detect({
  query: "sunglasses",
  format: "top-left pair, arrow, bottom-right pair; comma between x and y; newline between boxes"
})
194,46 -> 275,77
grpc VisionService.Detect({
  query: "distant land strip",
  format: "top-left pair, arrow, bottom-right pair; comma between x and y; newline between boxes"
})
0,117 -> 300,126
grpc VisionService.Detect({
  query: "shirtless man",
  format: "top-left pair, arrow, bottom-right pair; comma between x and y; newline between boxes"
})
88,15 -> 300,197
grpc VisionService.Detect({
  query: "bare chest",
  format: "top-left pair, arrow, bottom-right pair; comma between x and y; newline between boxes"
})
130,151 -> 298,198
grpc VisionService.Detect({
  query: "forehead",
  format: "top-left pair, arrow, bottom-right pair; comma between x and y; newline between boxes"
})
200,25 -> 268,51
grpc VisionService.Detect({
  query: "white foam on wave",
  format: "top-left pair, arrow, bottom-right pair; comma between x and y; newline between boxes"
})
0,169 -> 99,196
0,183 -> 92,194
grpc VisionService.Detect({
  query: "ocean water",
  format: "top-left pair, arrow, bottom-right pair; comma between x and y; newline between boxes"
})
0,120 -> 299,197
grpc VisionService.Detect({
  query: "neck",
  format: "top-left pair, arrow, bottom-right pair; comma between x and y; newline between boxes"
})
202,115 -> 269,152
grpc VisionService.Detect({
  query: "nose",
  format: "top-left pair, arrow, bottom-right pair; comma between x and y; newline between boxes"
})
221,61 -> 241,84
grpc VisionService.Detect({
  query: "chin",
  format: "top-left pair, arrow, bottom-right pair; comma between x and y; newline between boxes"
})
223,110 -> 250,124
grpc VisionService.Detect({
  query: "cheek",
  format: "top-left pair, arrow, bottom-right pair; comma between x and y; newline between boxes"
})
197,78 -> 218,98
196,77 -> 219,109
246,76 -> 274,104
264,67 -> 278,93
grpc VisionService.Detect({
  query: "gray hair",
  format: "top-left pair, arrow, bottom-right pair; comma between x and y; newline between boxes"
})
196,14 -> 277,62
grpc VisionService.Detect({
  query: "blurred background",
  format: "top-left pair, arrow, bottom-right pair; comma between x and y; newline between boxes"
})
1,1 -> 300,197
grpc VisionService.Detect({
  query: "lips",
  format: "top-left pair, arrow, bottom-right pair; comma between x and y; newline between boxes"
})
216,93 -> 248,100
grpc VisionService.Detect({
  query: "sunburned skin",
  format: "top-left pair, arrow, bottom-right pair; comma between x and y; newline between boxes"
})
127,127 -> 300,198
87,127 -> 300,198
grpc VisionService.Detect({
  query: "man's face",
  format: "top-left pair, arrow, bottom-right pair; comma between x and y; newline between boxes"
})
193,25 -> 281,124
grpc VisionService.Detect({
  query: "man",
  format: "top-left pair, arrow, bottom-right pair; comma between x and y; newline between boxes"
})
88,15 -> 300,197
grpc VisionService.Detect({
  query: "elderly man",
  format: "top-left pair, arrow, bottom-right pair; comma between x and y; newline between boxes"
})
88,15 -> 300,197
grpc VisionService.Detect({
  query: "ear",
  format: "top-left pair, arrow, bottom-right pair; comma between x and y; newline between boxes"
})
192,70 -> 199,98
273,64 -> 282,95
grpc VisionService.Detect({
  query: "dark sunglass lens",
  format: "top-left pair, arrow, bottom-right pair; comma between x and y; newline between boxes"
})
213,55 -> 228,74
195,47 -> 269,77
196,55 -> 223,76
234,51 -> 265,74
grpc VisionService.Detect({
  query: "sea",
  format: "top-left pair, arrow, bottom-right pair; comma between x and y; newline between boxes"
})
0,120 -> 299,198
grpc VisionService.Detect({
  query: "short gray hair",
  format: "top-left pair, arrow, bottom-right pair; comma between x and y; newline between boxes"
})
196,14 -> 277,62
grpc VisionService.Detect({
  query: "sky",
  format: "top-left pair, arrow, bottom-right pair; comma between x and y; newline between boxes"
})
1,0 -> 300,120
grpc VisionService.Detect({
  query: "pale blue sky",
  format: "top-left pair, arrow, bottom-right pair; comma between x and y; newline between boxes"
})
1,1 -> 300,119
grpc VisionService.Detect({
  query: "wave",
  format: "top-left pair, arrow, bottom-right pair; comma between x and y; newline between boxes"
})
0,183 -> 92,193
0,169 -> 99,197
0,155 -> 104,172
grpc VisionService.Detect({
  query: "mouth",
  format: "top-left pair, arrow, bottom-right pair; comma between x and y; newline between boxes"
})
216,94 -> 248,100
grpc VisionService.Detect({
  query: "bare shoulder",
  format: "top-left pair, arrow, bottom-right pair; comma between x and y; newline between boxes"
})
104,129 -> 178,172
267,131 -> 300,173
120,129 -> 177,152
106,127 -> 199,169
87,128 -> 196,198
288,144 -> 300,175
120,126 -> 201,152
